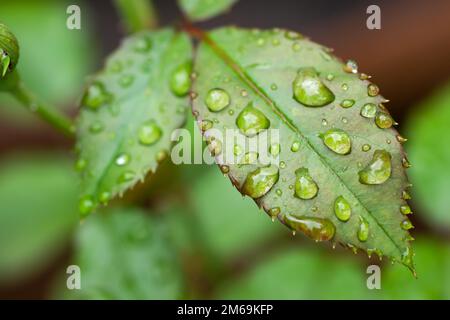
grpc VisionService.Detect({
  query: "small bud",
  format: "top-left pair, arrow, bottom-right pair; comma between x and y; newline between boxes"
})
0,23 -> 20,78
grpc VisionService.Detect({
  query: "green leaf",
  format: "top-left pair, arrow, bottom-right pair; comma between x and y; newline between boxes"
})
64,207 -> 183,299
76,28 -> 192,215
192,27 -> 414,271
0,153 -> 78,283
406,83 -> 450,228
178,0 -> 238,21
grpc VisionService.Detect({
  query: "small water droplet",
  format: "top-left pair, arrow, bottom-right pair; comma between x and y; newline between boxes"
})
341,83 -> 349,91
108,60 -> 123,73
119,74 -> 134,87
138,121 -> 162,145
291,141 -> 300,152
200,119 -> 213,131
294,168 -> 318,199
284,215 -> 335,241
361,103 -> 377,118
362,144 -> 371,152
344,59 -> 358,73
359,73 -> 370,80
118,170 -> 135,183
357,216 -> 370,242
340,99 -> 355,108
82,82 -> 111,110
205,88 -> 230,112
134,36 -> 152,52
400,205 -> 412,215
367,84 -> 380,97
293,68 -> 335,107
220,165 -> 230,174
276,189 -> 282,196
241,89 -> 248,97
236,102 -> 270,137
240,152 -> 258,165
402,157 -> 411,168
396,135 -> 408,143
326,74 -> 335,81
321,129 -> 351,155
242,165 -> 279,198
233,144 -> 242,156
269,143 -> 280,156
89,121 -> 104,134
156,150 -> 168,163
292,42 -> 301,51
99,191 -> 111,204
79,195 -> 94,216
115,153 -> 130,166
75,158 -> 87,171
359,149 -> 392,185
321,119 -> 328,126
170,62 -> 191,97
334,196 -> 351,222
401,219 -> 414,230
268,207 -> 280,217
207,138 -> 222,156
402,190 -> 412,200
270,83 -> 278,91
284,30 -> 303,40
375,112 -> 394,129
341,117 -> 348,124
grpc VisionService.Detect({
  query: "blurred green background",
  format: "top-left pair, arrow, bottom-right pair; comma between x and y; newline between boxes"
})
1,0 -> 450,299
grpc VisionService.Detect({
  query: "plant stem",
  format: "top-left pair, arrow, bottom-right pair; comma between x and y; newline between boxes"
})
11,81 -> 75,138
113,0 -> 159,33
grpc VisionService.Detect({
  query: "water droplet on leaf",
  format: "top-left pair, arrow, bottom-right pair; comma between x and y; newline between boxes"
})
292,68 -> 335,107
359,150 -> 392,184
138,121 -> 162,145
206,88 -> 230,112
294,168 -> 319,199
284,215 -> 335,241
321,129 -> 351,155
236,103 -> 270,137
334,196 -> 351,222
242,165 -> 279,198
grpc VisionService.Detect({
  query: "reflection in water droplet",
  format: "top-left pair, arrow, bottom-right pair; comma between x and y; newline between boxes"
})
170,62 -> 191,97
359,150 -> 392,185
321,129 -> 351,155
294,168 -> 318,199
236,103 -> 270,137
357,216 -> 369,242
205,88 -> 230,112
284,215 -> 335,242
242,165 -> 279,198
138,121 -> 162,145
292,68 -> 335,107
361,103 -> 377,118
334,196 -> 351,222
344,60 -> 358,73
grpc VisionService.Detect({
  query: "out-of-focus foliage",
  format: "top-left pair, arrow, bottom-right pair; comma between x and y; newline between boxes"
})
64,207 -> 183,299
0,0 -> 95,124
178,0 -> 238,21
406,83 -> 450,228
0,153 -> 78,284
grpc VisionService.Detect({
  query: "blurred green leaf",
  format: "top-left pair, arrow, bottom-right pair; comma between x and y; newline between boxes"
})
178,0 -> 238,21
77,28 -> 192,215
406,83 -> 450,228
217,237 -> 450,299
192,27 -> 414,270
187,166 -> 282,261
0,0 -> 95,124
0,153 -> 78,283
65,207 -> 183,299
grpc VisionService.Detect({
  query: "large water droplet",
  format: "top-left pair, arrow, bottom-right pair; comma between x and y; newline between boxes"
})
359,150 -> 392,185
357,216 -> 369,242
292,68 -> 335,107
138,121 -> 162,145
115,153 -> 131,166
236,103 -> 270,137
294,168 -> 318,199
284,215 -> 335,241
334,196 -> 351,222
375,112 -> 394,129
170,63 -> 191,97
321,129 -> 351,155
82,82 -> 111,110
242,165 -> 279,198
205,88 -> 230,112
361,103 -> 377,118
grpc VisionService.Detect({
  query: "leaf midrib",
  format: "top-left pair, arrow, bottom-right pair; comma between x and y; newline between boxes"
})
201,32 -> 403,256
